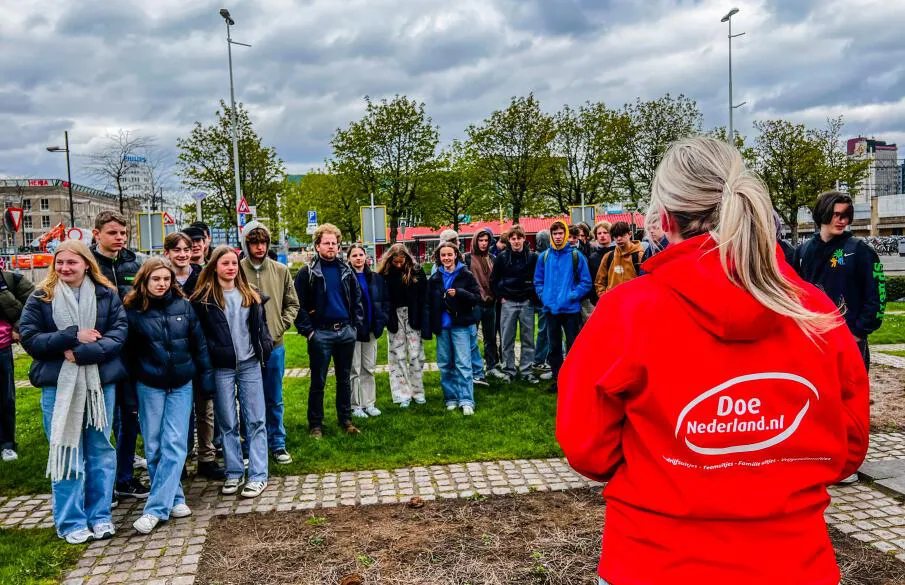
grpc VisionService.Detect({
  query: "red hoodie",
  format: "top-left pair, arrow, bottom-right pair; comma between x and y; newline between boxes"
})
557,234 -> 869,585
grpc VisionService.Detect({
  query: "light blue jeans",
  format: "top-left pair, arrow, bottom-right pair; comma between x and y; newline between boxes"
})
136,381 -> 192,520
213,358 -> 268,482
534,304 -> 549,365
469,325 -> 485,380
261,344 -> 287,452
41,383 -> 116,538
437,326 -> 475,408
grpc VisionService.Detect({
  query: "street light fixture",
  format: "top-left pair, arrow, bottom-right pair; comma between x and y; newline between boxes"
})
46,131 -> 76,227
220,8 -> 251,244
721,7 -> 747,143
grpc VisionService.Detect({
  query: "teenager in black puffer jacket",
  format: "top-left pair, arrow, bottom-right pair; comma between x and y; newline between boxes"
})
347,244 -> 390,419
123,258 -> 213,535
423,242 -> 481,416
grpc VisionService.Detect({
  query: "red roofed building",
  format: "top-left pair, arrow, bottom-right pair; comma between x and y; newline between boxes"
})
379,213 -> 646,260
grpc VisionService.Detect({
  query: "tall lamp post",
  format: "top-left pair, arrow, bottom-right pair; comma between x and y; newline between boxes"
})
721,7 -> 746,143
219,8 -> 251,244
46,131 -> 76,227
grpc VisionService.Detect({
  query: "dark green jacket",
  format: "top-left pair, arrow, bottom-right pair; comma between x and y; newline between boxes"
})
0,269 -> 36,330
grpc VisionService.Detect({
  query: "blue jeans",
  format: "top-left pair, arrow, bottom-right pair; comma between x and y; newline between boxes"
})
262,344 -> 287,452
437,326 -> 475,408
213,359 -> 268,482
113,381 -> 140,484
534,305 -> 550,365
136,381 -> 192,520
41,384 -> 116,538
470,325 -> 485,380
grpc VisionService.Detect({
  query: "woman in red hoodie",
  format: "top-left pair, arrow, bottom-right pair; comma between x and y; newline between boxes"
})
558,136 -> 869,585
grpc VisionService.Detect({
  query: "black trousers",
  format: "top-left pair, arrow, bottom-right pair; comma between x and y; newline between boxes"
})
308,325 -> 356,429
0,347 -> 15,450
547,312 -> 582,380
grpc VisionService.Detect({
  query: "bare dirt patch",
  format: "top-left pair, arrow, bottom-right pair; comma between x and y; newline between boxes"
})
871,365 -> 905,432
197,489 -> 904,585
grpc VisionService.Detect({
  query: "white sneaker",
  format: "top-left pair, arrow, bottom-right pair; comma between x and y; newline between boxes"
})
1,449 -> 17,462
488,367 -> 507,379
539,371 -> 553,381
170,504 -> 192,518
241,480 -> 267,498
64,528 -> 94,544
351,408 -> 369,418
92,522 -> 116,540
839,473 -> 859,485
222,478 -> 245,495
133,455 -> 147,470
413,396 -> 426,404
133,514 -> 159,535
399,400 -> 411,409
473,378 -> 489,387
446,403 -> 458,411
364,406 -> 381,417
462,405 -> 475,416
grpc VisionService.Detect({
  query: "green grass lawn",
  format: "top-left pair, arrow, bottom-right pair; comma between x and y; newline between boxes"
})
886,302 -> 905,312
870,314 -> 905,345
0,527 -> 85,584
0,371 -> 559,497
880,350 -> 905,358
283,331 -> 437,369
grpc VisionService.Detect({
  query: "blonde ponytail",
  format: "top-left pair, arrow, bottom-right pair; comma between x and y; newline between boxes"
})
647,136 -> 839,338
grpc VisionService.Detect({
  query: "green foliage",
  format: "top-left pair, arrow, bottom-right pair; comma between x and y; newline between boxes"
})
420,140 -> 495,230
331,95 -> 439,242
0,527 -> 86,584
466,93 -> 556,223
751,116 -> 869,243
282,171 -> 363,244
177,100 -> 285,239
886,277 -> 905,303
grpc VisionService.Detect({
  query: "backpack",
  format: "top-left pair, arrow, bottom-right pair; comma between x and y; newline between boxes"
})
603,249 -> 642,278
542,249 -> 580,284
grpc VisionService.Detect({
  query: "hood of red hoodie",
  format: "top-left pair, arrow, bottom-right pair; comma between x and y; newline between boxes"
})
643,234 -> 783,342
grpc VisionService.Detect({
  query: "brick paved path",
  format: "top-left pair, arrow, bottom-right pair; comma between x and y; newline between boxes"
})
0,432 -> 901,584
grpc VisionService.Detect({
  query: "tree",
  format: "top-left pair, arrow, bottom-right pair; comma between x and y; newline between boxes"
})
420,141 -> 494,231
466,93 -> 556,223
331,95 -> 439,243
177,100 -> 284,240
615,94 -> 703,210
83,130 -> 155,212
547,102 -> 628,213
281,171 -> 363,244
751,117 -> 869,243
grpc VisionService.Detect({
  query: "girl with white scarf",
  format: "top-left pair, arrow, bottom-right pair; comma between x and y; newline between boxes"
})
20,240 -> 128,544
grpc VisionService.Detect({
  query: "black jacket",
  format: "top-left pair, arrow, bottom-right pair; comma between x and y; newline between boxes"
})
294,256 -> 364,338
586,245 -> 615,303
383,265 -> 428,334
0,269 -> 36,330
779,240 -> 796,267
192,294 -> 273,369
178,264 -> 202,298
423,266 -> 481,336
20,282 -> 128,388
490,248 -> 538,303
125,292 -> 213,395
91,246 -> 142,300
793,232 -> 886,339
354,268 -> 390,342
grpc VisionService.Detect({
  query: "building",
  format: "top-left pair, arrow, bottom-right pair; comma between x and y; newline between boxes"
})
847,137 -> 900,204
0,178 -> 141,250
121,154 -> 154,204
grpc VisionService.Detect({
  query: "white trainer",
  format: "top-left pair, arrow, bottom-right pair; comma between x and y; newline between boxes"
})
462,405 -> 475,416
241,481 -> 267,498
1,449 -> 17,462
351,408 -> 369,418
133,514 -> 159,535
170,503 -> 192,518
222,478 -> 245,495
64,528 -> 93,544
364,406 -> 382,417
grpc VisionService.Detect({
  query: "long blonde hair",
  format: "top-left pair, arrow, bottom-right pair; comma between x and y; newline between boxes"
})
190,245 -> 260,307
37,240 -> 117,302
646,136 -> 838,337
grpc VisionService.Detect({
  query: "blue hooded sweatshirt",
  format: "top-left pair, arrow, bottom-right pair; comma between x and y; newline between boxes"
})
534,222 -> 592,315
440,261 -> 465,329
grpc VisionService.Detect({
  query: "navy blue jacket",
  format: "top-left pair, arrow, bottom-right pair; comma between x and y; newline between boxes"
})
422,267 -> 481,336
192,294 -> 273,369
490,248 -> 538,303
793,232 -> 886,339
20,282 -> 128,388
125,292 -> 214,395
91,246 -> 142,300
353,268 -> 390,342
294,256 -> 364,338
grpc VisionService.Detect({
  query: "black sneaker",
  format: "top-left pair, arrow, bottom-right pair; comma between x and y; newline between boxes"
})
115,477 -> 150,499
111,492 -> 119,509
197,460 -> 226,481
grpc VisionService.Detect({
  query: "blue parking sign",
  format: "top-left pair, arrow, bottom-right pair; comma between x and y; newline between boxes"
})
307,210 -> 317,225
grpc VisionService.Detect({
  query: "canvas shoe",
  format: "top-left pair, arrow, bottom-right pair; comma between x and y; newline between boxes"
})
473,378 -> 489,387
241,481 -> 267,498
64,528 -> 93,544
222,477 -> 245,495
133,515 -> 159,535
532,363 -> 552,373
1,448 -> 17,462
461,405 -> 475,416
115,478 -> 150,499
92,522 -> 116,541
488,368 -> 508,380
364,406 -> 382,417
351,408 -> 369,418
413,396 -> 427,404
171,504 -> 192,518
272,449 -> 292,465
521,374 -> 540,384
399,400 -> 412,408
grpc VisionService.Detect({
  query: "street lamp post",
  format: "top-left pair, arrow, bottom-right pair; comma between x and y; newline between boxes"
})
220,8 -> 251,244
46,131 -> 76,227
721,8 -> 746,143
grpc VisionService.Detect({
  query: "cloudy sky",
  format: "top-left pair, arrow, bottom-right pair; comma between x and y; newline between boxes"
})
1,0 -> 903,190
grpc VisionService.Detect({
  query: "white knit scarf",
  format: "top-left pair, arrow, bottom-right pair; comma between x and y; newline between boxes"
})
47,278 -> 104,481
